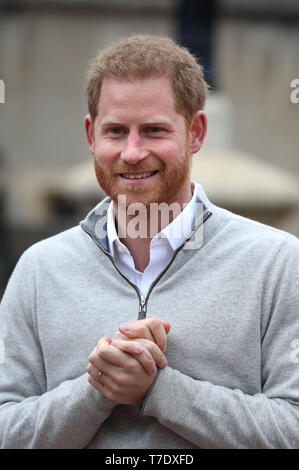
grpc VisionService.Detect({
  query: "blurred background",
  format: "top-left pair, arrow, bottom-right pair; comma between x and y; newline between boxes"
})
0,0 -> 299,298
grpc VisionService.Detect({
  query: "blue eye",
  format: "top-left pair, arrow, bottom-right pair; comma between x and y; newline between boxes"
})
144,127 -> 163,134
111,127 -> 122,134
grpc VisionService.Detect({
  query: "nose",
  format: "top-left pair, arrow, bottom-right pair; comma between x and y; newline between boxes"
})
120,129 -> 149,165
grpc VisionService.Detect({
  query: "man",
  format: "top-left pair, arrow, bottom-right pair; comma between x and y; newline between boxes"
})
1,34 -> 299,449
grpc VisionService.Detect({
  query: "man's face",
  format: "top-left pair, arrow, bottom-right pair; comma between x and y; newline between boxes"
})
86,75 -> 201,208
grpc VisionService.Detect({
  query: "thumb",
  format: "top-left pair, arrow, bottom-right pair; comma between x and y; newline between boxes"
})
96,336 -> 112,354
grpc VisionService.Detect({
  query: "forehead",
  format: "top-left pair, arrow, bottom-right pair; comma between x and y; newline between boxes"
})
97,75 -> 180,122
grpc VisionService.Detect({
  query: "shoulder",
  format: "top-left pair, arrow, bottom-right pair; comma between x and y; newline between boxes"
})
18,225 -> 98,272
210,208 -> 299,299
231,210 -> 298,249
202,204 -> 299,280
24,225 -> 83,255
196,183 -> 299,254
216,205 -> 298,251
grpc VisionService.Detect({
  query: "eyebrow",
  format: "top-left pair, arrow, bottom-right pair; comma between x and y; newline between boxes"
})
100,117 -> 173,127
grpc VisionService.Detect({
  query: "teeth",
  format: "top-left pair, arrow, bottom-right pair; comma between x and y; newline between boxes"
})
122,171 -> 155,179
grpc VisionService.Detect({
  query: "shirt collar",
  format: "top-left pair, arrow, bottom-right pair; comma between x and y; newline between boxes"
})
156,181 -> 199,251
107,200 -> 120,258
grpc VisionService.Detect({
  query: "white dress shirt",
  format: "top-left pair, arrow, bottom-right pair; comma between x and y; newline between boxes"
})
107,181 -> 200,297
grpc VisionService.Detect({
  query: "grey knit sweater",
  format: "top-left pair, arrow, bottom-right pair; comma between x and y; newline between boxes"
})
1,184 -> 299,448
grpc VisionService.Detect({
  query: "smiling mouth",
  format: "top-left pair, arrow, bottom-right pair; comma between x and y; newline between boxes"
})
119,170 -> 158,179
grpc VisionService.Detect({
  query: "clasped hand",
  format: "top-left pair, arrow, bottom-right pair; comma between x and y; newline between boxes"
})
86,318 -> 171,405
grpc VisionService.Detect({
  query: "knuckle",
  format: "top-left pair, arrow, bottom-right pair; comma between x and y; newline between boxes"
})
88,356 -> 96,367
97,347 -> 104,358
145,340 -> 155,351
139,338 -> 150,347
137,325 -> 146,335
150,317 -> 161,327
146,341 -> 158,356
125,360 -> 137,372
130,341 -> 141,352
114,375 -> 125,387
147,359 -> 155,371
144,347 -> 154,361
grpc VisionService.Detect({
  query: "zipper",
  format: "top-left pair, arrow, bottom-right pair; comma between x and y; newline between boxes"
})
81,209 -> 212,320
139,296 -> 147,317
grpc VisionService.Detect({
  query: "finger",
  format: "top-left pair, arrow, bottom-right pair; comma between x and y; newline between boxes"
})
146,318 -> 168,352
118,320 -> 170,337
135,338 -> 168,369
95,336 -> 115,359
118,321 -> 155,343
111,339 -> 156,375
96,337 -> 112,353
86,363 -> 102,382
114,323 -> 170,348
110,339 -> 144,355
88,370 -> 128,403
87,374 -> 107,397
88,343 -> 122,374
97,341 -> 141,371
88,346 -> 104,370
110,337 -> 168,369
88,340 -> 111,370
87,353 -> 115,376
119,318 -> 167,352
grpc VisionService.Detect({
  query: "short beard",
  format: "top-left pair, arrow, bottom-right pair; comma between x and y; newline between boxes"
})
94,141 -> 191,210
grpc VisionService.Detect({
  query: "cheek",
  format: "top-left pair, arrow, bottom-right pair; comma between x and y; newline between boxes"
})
94,139 -> 119,164
156,140 -> 185,164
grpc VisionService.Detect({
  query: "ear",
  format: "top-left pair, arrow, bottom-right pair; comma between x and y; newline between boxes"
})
84,114 -> 95,155
188,110 -> 207,154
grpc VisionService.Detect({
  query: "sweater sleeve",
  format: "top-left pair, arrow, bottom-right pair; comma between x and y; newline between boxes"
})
141,235 -> 299,448
0,250 -> 116,449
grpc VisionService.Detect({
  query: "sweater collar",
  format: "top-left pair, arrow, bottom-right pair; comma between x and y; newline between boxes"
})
80,183 -> 214,253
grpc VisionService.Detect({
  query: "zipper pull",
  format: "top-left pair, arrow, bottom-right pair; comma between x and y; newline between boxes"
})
139,296 -> 147,319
